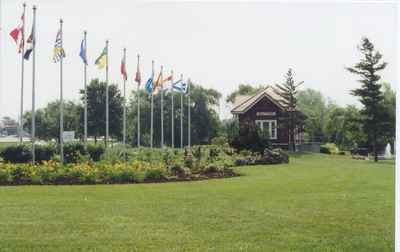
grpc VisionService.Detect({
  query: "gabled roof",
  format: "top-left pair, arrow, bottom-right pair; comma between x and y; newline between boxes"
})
231,86 -> 286,115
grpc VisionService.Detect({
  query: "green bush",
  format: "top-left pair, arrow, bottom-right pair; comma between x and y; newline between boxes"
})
211,136 -> 228,146
144,169 -> 166,181
0,145 -> 31,163
320,143 -> 339,155
63,142 -> 87,163
35,144 -> 57,162
87,144 -> 105,161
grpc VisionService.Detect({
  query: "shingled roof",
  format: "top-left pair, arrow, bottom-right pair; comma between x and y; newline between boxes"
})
231,86 -> 286,115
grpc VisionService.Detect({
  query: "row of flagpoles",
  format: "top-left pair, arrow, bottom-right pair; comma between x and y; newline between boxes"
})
9,4 -> 191,164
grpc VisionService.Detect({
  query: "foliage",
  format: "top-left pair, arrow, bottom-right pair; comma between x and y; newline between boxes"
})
0,144 -> 56,163
297,89 -> 327,142
320,143 -> 340,155
226,84 -> 266,104
127,82 -> 222,147
80,79 -> 123,143
230,120 -> 270,154
23,101 -> 82,141
86,144 -> 105,161
273,68 -> 303,151
346,37 -> 388,161
211,136 -> 228,146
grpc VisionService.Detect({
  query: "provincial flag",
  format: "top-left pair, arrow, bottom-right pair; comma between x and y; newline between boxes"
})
172,80 -> 188,93
79,38 -> 87,65
145,73 -> 154,94
163,75 -> 173,83
23,24 -> 34,60
10,13 -> 24,53
121,56 -> 127,81
53,28 -> 66,63
95,46 -> 107,69
152,71 -> 162,94
134,62 -> 141,86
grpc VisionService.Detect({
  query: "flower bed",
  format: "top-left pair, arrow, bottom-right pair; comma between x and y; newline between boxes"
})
0,159 -> 238,186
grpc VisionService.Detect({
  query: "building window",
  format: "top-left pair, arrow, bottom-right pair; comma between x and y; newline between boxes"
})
255,120 -> 277,140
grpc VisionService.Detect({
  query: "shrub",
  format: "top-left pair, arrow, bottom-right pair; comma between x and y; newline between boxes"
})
0,144 -> 31,163
144,168 -> 166,181
35,144 -> 57,162
209,147 -> 220,161
320,143 -> 339,155
87,144 -> 105,161
338,151 -> 346,155
169,163 -> 185,177
211,136 -> 228,146
63,142 -> 87,163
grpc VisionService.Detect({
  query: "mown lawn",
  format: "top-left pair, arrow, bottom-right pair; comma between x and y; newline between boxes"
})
0,154 -> 394,251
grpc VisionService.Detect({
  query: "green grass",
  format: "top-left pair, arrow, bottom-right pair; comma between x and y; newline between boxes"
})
0,154 -> 394,251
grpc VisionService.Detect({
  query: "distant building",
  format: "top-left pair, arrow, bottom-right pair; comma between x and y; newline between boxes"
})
231,86 -> 307,150
0,122 -> 18,136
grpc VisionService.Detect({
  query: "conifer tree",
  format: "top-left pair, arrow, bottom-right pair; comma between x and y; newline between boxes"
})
346,37 -> 387,162
274,69 -> 303,151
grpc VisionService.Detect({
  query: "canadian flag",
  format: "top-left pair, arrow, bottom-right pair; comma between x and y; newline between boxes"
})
10,14 -> 24,53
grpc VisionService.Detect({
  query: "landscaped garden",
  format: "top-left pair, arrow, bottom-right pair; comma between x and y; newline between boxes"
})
0,153 -> 394,251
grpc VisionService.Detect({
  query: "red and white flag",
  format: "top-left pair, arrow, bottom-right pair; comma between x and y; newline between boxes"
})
10,13 -> 25,53
121,57 -> 127,81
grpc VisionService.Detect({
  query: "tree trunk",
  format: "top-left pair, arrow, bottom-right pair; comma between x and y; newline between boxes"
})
94,135 -> 97,144
373,132 -> 378,162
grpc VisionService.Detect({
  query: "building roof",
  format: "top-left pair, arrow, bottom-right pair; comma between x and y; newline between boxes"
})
231,86 -> 286,114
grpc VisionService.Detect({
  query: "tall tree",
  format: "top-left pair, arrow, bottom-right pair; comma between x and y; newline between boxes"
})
80,79 -> 123,144
346,37 -> 387,161
274,68 -> 303,151
381,82 -> 395,148
297,88 -> 327,142
23,101 -> 82,141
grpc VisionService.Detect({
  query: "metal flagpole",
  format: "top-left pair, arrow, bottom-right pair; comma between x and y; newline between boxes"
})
137,54 -> 140,147
188,79 -> 191,148
150,60 -> 154,149
105,40 -> 109,147
59,19 -> 64,164
83,31 -> 88,148
160,65 -> 164,148
170,70 -> 174,148
122,48 -> 127,161
19,3 -> 26,144
180,74 -> 183,149
31,5 -> 36,164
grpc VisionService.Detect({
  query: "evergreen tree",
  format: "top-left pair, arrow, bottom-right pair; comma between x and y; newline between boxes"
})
273,68 -> 303,151
346,37 -> 387,162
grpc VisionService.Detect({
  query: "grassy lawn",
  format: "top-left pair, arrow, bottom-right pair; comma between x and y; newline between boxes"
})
0,154 -> 394,251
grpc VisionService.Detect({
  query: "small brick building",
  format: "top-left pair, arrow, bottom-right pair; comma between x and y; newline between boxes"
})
231,86 -> 306,150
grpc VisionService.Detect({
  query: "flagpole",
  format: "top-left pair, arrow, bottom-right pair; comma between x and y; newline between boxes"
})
105,40 -> 109,147
170,70 -> 174,148
19,3 -> 26,144
188,79 -> 191,149
180,74 -> 183,149
59,19 -> 64,164
150,60 -> 154,149
122,48 -> 127,161
137,54 -> 140,148
83,30 -> 88,148
160,65 -> 164,148
31,5 -> 36,164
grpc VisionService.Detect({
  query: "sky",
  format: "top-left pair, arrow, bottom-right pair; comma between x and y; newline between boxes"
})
0,0 -> 397,121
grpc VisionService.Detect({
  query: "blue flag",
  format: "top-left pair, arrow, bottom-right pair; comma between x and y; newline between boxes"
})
172,80 -> 187,93
79,38 -> 87,65
145,74 -> 154,94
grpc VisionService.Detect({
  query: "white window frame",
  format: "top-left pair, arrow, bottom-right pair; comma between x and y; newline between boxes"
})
255,120 -> 277,140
